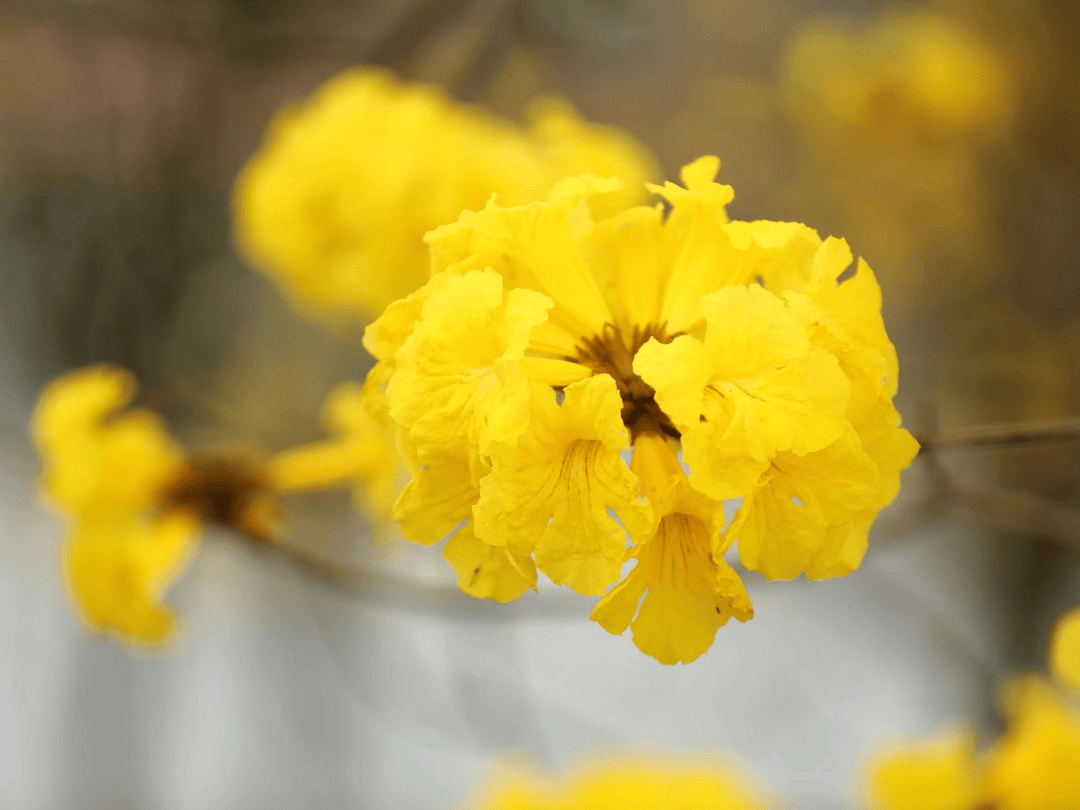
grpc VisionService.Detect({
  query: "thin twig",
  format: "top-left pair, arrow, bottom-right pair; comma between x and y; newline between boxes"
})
244,536 -> 593,621
945,486 -> 1080,549
918,417 -> 1080,452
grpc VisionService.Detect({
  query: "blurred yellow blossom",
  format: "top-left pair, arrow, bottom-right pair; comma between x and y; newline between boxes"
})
1050,607 -> 1080,693
363,157 -> 917,664
780,9 -> 1016,314
862,609 -> 1080,810
984,676 -> 1080,810
32,366 -> 197,642
782,10 -> 1015,146
861,728 -> 983,810
32,366 -> 399,644
234,68 -> 657,323
460,753 -> 779,810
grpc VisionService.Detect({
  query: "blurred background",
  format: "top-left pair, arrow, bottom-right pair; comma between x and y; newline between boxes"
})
2,0 -> 1080,807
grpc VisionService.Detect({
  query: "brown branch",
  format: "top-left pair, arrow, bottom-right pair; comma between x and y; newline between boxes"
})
918,417 -> 1080,452
945,486 -> 1080,549
241,535 -> 592,621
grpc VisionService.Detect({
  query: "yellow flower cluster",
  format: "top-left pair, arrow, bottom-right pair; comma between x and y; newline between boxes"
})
234,68 -> 657,323
864,609 -> 1080,810
461,754 -> 778,810
363,157 -> 918,664
32,366 -> 398,643
782,10 -> 1015,146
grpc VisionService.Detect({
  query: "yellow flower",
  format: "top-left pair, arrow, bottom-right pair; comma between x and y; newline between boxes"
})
634,283 -> 851,497
32,366 -> 196,642
461,753 -> 779,810
32,366 -> 399,644
365,157 -> 915,664
474,375 -> 653,596
1050,607 -> 1080,693
861,728 -> 984,810
984,676 -> 1080,810
386,268 -> 553,461
33,365 -> 184,520
861,611 -> 1080,810
782,10 -> 1016,146
234,69 -> 657,323
591,433 -> 752,664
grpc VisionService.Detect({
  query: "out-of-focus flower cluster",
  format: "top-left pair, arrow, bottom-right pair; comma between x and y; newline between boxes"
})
782,10 -> 1015,148
234,68 -> 657,324
780,9 -> 1017,314
459,754 -> 779,810
864,608 -> 1080,810
363,156 -> 917,664
31,366 -> 398,643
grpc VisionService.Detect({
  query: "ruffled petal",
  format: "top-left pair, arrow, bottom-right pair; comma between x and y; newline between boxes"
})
474,376 -> 652,595
386,269 -> 553,458
443,522 -> 537,603
727,429 -> 881,581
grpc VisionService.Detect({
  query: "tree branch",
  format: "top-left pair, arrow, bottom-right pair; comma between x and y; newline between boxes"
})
918,417 -> 1080,452
243,535 -> 593,621
944,486 -> 1080,548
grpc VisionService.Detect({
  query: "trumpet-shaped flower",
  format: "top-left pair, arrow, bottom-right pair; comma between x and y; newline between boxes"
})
364,156 -> 916,663
234,69 -> 657,322
474,376 -> 652,595
32,366 -> 401,644
635,283 -> 851,497
33,365 -> 184,519
386,268 -> 553,460
268,382 -> 400,523
63,514 -> 198,642
32,366 -> 197,642
591,433 -> 753,664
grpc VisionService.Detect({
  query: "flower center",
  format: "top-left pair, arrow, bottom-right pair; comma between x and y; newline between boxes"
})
574,322 -> 681,441
159,456 -> 282,541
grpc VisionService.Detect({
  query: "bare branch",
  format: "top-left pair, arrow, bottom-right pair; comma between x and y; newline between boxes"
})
946,486 -> 1080,549
242,535 -> 593,621
918,417 -> 1080,452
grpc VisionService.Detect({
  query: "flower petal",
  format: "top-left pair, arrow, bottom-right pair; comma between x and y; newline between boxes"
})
728,429 -> 881,581
592,512 -> 752,665
386,268 -> 553,458
443,522 -> 537,603
474,376 -> 652,595
63,513 -> 198,643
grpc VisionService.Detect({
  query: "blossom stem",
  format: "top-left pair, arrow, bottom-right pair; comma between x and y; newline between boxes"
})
918,418 -> 1080,452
